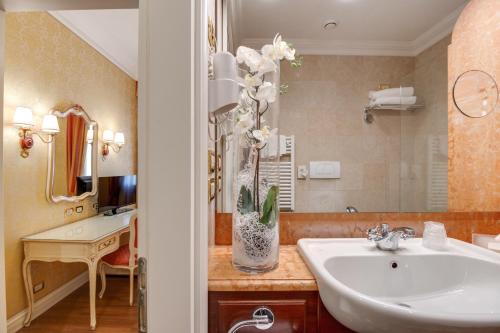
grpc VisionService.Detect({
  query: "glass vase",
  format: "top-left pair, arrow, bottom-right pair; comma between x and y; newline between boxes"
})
232,65 -> 280,273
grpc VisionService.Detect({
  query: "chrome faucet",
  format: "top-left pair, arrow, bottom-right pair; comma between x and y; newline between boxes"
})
346,206 -> 358,213
367,223 -> 415,250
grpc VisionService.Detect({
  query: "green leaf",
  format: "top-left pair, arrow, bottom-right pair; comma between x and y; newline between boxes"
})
280,83 -> 289,95
237,186 -> 254,214
290,55 -> 303,69
259,186 -> 279,226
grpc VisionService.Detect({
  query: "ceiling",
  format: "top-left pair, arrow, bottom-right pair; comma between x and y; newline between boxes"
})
46,1 -> 468,78
1,0 -> 138,11
231,0 -> 469,56
50,9 -> 139,80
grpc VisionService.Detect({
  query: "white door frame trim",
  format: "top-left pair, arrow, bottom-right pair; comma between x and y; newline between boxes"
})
194,0 -> 209,330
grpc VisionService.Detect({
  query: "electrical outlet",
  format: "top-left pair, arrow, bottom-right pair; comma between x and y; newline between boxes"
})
33,282 -> 44,294
93,203 -> 99,211
75,205 -> 84,213
65,207 -> 74,217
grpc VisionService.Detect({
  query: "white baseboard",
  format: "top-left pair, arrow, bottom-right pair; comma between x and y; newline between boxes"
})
7,272 -> 89,333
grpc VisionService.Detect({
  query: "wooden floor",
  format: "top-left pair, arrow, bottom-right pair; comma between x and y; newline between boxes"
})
19,276 -> 138,333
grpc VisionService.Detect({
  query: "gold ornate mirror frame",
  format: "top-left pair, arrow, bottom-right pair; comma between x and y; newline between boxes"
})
46,104 -> 98,203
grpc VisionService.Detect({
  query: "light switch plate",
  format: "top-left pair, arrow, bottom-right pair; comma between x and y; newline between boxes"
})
297,165 -> 308,179
309,161 -> 341,179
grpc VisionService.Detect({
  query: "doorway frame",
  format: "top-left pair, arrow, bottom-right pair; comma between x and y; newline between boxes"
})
0,0 -> 207,332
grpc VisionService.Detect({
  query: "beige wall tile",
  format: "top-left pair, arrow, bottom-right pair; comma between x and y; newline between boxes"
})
280,39 -> 448,212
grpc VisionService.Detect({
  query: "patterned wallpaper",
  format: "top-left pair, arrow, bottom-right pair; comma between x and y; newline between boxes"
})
3,12 -> 137,317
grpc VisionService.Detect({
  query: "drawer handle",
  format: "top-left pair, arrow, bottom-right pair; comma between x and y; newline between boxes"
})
228,307 -> 274,333
98,238 -> 115,251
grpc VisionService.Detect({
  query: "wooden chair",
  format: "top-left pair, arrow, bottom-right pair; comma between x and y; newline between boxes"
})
98,213 -> 138,306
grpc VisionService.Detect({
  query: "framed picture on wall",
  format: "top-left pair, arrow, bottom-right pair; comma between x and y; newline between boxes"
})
208,16 -> 217,52
217,154 -> 222,172
209,178 -> 216,202
208,150 -> 216,173
217,175 -> 222,192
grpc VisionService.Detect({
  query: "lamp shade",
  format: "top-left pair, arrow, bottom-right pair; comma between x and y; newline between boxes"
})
102,129 -> 114,143
13,107 -> 35,128
213,52 -> 238,80
41,114 -> 60,134
208,52 -> 240,116
114,132 -> 125,146
208,79 -> 240,116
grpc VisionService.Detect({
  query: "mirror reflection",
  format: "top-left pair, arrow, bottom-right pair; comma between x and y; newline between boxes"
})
217,0 -> 452,213
52,111 -> 96,199
453,70 -> 499,118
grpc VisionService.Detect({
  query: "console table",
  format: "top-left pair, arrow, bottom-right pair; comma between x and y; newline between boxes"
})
21,209 -> 136,330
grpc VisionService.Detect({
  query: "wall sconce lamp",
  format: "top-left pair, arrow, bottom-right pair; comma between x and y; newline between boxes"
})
208,52 -> 240,142
102,129 -> 125,158
12,106 -> 60,158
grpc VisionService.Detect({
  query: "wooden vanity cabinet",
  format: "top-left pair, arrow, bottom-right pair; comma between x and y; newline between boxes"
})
208,291 -> 353,333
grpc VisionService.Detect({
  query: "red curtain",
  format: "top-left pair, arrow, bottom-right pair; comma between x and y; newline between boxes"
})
67,114 -> 87,196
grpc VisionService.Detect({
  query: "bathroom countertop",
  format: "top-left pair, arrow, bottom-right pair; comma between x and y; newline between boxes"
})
208,245 -> 317,291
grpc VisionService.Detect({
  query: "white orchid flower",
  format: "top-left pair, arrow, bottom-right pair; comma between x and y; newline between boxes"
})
238,90 -> 254,108
236,46 -> 262,73
255,82 -> 277,103
256,56 -> 277,77
235,109 -> 254,132
252,126 -> 277,149
236,46 -> 277,76
243,73 -> 262,89
261,34 -> 296,61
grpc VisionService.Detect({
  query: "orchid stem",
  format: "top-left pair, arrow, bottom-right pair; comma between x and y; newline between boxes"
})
254,98 -> 261,212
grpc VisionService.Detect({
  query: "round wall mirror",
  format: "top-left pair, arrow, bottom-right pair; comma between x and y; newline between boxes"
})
453,70 -> 499,118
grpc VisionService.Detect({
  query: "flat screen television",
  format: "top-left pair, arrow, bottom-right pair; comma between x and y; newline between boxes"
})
98,175 -> 137,214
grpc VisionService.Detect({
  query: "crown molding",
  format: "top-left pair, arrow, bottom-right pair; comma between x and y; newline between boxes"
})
241,38 -> 417,57
239,4 -> 466,57
48,11 -> 137,80
411,3 -> 466,56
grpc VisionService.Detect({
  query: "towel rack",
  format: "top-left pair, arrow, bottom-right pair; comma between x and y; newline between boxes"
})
260,135 -> 295,211
363,104 -> 424,123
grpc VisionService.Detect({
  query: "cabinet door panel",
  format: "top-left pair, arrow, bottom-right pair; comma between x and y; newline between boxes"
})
209,291 -> 318,333
218,299 -> 306,333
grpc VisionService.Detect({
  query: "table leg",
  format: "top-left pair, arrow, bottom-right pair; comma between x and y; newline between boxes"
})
88,260 -> 98,330
22,259 -> 34,327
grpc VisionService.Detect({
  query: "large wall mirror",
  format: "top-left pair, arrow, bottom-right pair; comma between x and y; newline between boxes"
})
46,105 -> 98,203
215,0 -> 461,213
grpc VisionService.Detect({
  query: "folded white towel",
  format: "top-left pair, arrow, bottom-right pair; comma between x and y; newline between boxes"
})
369,87 -> 414,100
369,96 -> 417,106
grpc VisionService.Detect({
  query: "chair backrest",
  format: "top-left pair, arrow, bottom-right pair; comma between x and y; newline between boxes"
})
128,213 -> 138,268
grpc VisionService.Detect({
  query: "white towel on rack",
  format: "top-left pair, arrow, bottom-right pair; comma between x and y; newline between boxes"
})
369,96 -> 417,106
369,87 -> 414,100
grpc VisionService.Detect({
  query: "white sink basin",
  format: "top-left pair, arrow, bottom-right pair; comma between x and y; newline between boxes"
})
298,238 -> 500,333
